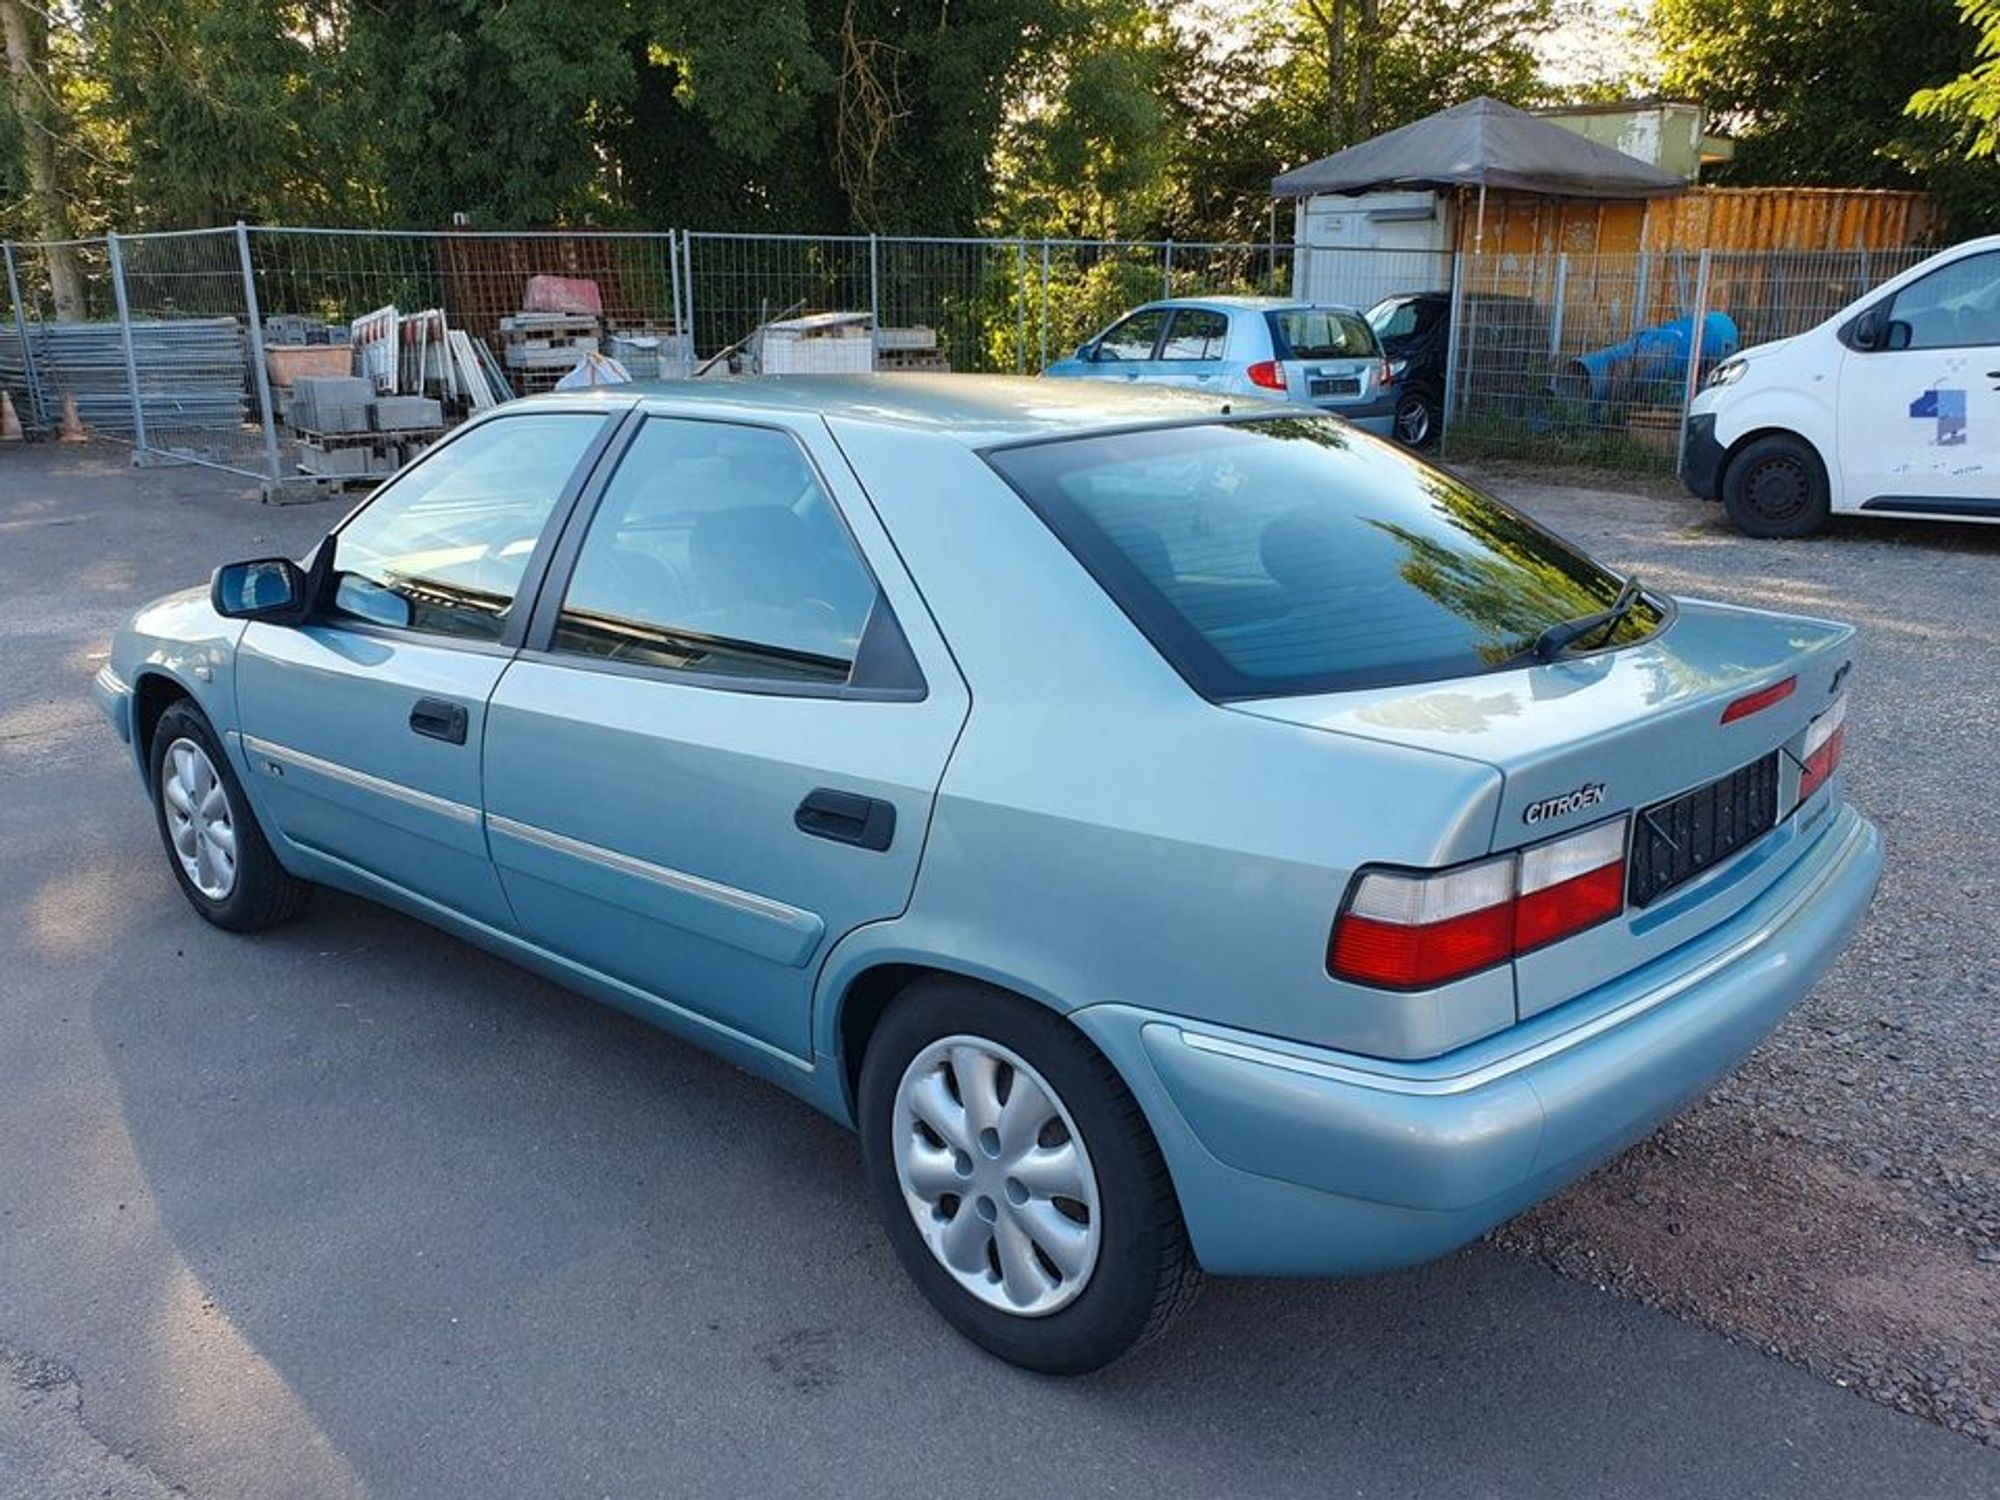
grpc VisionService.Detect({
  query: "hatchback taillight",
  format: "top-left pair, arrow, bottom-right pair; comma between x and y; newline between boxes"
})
1247,360 -> 1286,391
1796,695 -> 1847,804
1330,818 -> 1629,989
1378,358 -> 1395,390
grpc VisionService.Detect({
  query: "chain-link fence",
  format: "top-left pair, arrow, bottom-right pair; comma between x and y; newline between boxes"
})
0,223 -> 1940,495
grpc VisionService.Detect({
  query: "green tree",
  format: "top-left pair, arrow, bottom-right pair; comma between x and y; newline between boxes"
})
1910,0 -> 2000,157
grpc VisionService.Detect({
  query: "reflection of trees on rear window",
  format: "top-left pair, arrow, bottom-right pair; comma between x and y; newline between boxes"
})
986,417 -> 1663,698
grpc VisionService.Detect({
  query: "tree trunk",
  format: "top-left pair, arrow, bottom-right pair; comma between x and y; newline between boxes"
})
1355,0 -> 1379,141
0,0 -> 85,319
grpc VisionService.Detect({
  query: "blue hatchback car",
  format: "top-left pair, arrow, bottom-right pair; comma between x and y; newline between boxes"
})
99,376 -> 1881,1372
1043,296 -> 1398,436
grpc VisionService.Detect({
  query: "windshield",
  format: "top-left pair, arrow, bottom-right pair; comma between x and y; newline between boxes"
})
1268,308 -> 1376,361
985,418 -> 1667,698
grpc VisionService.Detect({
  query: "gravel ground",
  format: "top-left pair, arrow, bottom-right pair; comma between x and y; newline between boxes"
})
1466,463 -> 2000,1444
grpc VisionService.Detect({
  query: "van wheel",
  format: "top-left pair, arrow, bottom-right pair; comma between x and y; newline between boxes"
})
858,978 -> 1201,1373
1723,434 -> 1829,538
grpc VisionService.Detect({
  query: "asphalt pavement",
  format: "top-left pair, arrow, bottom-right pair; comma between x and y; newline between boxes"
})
2,445 -> 1994,1498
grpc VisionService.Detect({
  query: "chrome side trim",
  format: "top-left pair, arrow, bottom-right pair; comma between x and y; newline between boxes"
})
1175,811 -> 1869,1098
486,813 -> 815,930
240,733 -> 482,827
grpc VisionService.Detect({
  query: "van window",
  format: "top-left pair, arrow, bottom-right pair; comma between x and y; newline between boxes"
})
1889,251 -> 2000,350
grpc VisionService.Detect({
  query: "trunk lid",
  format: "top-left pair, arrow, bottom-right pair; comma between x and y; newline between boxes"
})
1230,599 -> 1855,1018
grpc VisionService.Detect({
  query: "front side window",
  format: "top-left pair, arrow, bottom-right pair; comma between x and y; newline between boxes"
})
1269,308 -> 1376,361
553,418 -> 880,685
1887,251 -> 2000,350
987,418 -> 1666,698
1160,308 -> 1229,360
1095,308 -> 1169,361
331,413 -> 605,640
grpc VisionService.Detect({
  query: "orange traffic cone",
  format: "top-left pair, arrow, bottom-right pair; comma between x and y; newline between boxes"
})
0,391 -> 21,443
57,391 -> 86,443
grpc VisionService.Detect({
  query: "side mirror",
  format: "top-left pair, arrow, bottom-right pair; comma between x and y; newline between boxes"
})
211,557 -> 309,622
1850,308 -> 1884,350
1077,342 -> 1098,362
1885,318 -> 1914,352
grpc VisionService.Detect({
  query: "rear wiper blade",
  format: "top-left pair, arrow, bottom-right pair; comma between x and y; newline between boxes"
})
1526,575 -> 1645,662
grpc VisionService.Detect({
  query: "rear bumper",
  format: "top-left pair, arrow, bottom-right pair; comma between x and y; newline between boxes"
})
1072,802 -> 1881,1277
1314,392 -> 1396,436
1682,412 -> 1725,502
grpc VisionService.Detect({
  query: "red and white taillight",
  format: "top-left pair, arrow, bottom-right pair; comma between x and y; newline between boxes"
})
1330,817 -> 1629,990
1796,695 -> 1847,804
1246,360 -> 1287,391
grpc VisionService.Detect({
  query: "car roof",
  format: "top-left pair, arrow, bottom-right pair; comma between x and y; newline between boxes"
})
1143,295 -> 1364,314
538,373 -> 1288,449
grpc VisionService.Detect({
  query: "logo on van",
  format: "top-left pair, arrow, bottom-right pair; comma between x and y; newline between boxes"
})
1523,783 -> 1606,826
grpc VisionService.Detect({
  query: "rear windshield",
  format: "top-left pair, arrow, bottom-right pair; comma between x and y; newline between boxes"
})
1268,309 -> 1377,361
985,418 -> 1666,698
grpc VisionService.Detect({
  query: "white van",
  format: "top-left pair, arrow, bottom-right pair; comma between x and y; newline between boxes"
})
1685,235 -> 2000,536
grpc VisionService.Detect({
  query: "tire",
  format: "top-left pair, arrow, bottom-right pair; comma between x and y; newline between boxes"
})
858,977 -> 1201,1374
149,700 -> 310,932
1393,387 -> 1438,448
1722,433 -> 1830,538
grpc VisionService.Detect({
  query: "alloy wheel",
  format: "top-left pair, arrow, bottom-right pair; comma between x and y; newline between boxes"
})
161,736 -> 237,901
891,1035 -> 1102,1317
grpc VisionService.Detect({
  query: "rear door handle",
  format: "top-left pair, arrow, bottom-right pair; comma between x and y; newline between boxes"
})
409,697 -> 468,745
795,788 -> 895,851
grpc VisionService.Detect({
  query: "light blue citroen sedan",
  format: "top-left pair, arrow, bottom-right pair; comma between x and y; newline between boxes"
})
97,376 -> 1881,1373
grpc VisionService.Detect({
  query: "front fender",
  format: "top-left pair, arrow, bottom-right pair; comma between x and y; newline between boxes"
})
111,585 -> 247,787
1701,387 -> 1841,507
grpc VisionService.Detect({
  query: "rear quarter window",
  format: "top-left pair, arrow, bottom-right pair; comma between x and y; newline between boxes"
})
985,418 -> 1665,698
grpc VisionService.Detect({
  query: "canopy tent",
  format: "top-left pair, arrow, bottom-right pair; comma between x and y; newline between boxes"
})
1271,97 -> 1688,202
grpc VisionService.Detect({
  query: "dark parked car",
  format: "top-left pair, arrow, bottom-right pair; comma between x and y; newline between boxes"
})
1366,291 -> 1556,448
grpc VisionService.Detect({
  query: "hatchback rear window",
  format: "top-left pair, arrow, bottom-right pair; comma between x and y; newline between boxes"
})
985,419 -> 1666,698
1268,309 -> 1376,361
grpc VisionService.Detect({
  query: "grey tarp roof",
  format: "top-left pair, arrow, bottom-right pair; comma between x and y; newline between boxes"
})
1271,96 -> 1687,200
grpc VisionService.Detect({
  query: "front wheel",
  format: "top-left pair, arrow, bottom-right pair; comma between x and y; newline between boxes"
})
1722,433 -> 1830,538
858,978 -> 1200,1373
149,700 -> 310,931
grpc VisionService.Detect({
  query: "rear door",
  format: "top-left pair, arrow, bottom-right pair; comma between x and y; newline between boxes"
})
1270,306 -> 1381,413
480,413 -> 969,1062
234,407 -> 619,926
1150,307 -> 1231,390
1836,248 -> 2000,517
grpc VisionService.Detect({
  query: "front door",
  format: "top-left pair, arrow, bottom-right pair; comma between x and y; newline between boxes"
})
481,414 -> 969,1061
1837,248 -> 2000,516
234,408 -> 617,925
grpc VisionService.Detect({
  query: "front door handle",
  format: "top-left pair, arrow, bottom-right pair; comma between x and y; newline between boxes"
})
409,697 -> 468,745
795,788 -> 895,851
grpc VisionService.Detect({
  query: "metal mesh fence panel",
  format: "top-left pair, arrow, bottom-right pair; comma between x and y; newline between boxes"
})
876,236 -> 1026,373
111,228 -> 270,477
2,238 -> 122,438
1444,249 -> 1713,471
683,233 -> 873,370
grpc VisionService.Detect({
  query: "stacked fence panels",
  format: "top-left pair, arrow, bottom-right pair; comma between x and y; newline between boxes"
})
4,318 -> 249,437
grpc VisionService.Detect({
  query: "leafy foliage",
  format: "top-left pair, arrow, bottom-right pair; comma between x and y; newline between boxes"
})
1910,0 -> 2000,157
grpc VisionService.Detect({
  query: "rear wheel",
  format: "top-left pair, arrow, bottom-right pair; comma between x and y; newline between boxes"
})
1394,387 -> 1438,448
858,978 -> 1200,1373
149,700 -> 310,931
1722,433 -> 1830,538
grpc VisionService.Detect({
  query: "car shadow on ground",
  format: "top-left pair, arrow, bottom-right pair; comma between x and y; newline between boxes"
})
59,878 -> 1993,1499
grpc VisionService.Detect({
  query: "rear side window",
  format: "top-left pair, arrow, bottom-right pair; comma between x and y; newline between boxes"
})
1161,308 -> 1229,360
1269,309 -> 1376,361
985,419 -> 1665,698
